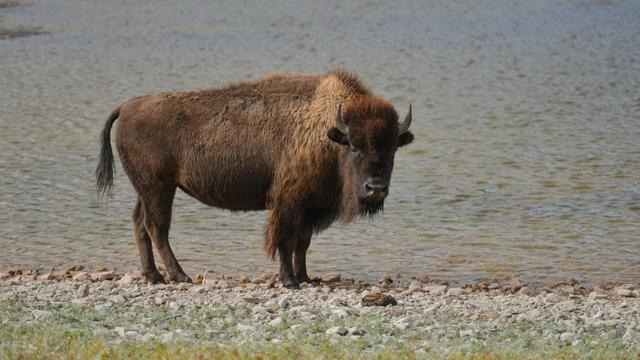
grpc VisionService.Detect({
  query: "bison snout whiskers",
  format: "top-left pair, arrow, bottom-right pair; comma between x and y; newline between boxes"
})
364,179 -> 388,200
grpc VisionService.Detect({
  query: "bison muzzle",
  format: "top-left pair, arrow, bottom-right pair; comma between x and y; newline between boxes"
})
95,70 -> 414,289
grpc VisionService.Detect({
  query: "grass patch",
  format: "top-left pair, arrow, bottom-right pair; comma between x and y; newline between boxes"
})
0,298 -> 638,359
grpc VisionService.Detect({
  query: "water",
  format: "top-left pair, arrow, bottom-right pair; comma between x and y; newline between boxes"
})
1,0 -> 638,284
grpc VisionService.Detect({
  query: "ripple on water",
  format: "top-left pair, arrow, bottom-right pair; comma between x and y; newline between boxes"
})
0,0 -> 639,284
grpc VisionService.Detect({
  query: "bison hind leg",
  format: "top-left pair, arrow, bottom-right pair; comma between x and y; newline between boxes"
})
132,199 -> 165,284
139,183 -> 192,284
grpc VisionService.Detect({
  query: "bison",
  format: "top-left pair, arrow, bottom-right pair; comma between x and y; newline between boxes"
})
96,70 -> 414,289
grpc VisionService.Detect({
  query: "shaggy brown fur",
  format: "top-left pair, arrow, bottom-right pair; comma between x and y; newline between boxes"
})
96,70 -> 413,289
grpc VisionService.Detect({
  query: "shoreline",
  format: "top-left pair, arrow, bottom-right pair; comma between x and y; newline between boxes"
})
1,266 -> 638,299
1,268 -> 639,358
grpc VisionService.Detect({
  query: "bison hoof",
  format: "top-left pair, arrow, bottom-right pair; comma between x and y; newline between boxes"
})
169,273 -> 193,283
296,274 -> 316,284
143,270 -> 166,284
281,279 -> 301,290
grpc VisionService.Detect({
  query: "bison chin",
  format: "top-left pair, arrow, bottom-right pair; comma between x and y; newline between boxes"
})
359,199 -> 384,219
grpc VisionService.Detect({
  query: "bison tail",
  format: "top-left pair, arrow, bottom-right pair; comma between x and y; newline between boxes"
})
95,106 -> 121,198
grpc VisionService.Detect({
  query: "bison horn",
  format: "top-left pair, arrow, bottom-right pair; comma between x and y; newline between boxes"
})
398,104 -> 412,135
335,103 -> 348,134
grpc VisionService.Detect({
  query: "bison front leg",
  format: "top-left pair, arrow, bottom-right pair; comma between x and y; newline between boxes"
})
294,227 -> 314,284
266,211 -> 300,290
278,239 -> 299,290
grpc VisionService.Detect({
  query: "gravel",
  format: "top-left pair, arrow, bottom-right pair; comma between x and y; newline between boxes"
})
1,268 -> 639,355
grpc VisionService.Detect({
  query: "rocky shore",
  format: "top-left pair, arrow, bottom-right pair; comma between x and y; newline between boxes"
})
1,268 -> 639,358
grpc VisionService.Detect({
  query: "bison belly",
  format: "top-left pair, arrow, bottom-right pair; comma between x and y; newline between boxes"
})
176,145 -> 273,211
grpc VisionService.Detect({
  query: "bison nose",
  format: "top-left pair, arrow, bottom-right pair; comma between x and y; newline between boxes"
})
364,179 -> 388,199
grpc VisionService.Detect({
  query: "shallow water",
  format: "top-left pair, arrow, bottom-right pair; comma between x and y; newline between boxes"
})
1,0 -> 638,284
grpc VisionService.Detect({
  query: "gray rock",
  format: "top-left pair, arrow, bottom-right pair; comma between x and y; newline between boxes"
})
32,310 -> 53,321
408,281 -> 423,292
109,294 -> 127,304
349,326 -> 365,336
424,304 -> 440,315
560,332 -> 574,343
77,284 -> 89,298
526,309 -> 541,320
289,324 -> 303,336
446,287 -> 465,296
159,332 -> 174,343
278,298 -> 290,309
243,297 -> 264,304
615,288 -> 635,298
167,301 -> 181,310
556,301 -> 578,312
592,320 -> 619,327
92,271 -> 116,281
326,326 -> 348,336
236,324 -> 257,332
459,329 -> 474,337
118,273 -> 136,285
323,273 -> 341,283
71,298 -> 91,307
92,328 -> 111,336
72,272 -> 89,282
488,282 -> 501,290
424,285 -> 447,296
113,327 -> 128,337
588,291 -> 609,300
622,328 -> 638,345
591,311 -> 604,321
238,273 -> 250,284
545,293 -> 563,303
37,273 -> 54,281
269,317 -> 283,326
95,302 -> 113,311
332,308 -> 349,318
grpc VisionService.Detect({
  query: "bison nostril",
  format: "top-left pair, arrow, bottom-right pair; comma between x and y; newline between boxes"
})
364,181 -> 388,197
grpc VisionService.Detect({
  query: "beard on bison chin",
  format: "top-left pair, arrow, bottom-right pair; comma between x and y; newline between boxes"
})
359,199 -> 384,219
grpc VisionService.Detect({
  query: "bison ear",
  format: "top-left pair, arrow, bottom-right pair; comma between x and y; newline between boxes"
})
398,131 -> 414,147
327,127 -> 349,145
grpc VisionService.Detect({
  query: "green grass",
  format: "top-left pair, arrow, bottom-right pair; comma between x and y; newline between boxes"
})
0,299 -> 638,359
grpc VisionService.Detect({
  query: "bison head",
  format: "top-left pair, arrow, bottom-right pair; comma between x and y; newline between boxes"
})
327,97 -> 413,216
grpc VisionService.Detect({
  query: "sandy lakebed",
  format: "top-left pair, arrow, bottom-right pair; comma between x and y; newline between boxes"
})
1,267 -> 639,359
